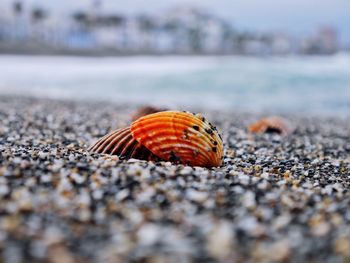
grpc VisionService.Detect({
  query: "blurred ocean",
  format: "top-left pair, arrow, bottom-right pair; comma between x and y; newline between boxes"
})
0,54 -> 349,115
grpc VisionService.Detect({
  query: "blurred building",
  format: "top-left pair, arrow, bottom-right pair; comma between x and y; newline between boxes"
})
299,26 -> 338,55
0,2 -> 341,56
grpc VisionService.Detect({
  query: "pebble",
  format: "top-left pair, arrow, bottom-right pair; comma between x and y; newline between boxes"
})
186,189 -> 208,203
206,221 -> 233,260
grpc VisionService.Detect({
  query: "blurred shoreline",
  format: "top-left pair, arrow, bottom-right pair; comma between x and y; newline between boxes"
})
1,53 -> 349,117
1,43 -> 348,57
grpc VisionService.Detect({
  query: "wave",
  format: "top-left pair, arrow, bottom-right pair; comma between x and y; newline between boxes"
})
0,54 -> 350,115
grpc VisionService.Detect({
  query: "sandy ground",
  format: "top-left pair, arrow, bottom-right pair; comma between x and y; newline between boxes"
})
0,96 -> 350,263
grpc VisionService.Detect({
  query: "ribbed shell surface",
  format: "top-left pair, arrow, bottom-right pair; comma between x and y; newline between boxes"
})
130,111 -> 223,167
88,126 -> 159,161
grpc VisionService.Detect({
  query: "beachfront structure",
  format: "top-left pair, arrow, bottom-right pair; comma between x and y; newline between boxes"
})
0,2 -> 340,55
299,26 -> 338,55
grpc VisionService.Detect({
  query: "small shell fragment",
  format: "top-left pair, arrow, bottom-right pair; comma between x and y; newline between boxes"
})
131,106 -> 167,121
248,116 -> 294,136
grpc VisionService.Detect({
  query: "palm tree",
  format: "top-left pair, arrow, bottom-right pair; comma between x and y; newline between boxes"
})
138,15 -> 155,32
188,27 -> 203,53
29,7 -> 48,43
12,1 -> 23,17
31,8 -> 47,23
105,15 -> 124,27
163,20 -> 180,33
73,11 -> 89,26
137,15 -> 156,51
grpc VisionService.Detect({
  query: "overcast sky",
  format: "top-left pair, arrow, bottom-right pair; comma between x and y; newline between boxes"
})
2,0 -> 350,43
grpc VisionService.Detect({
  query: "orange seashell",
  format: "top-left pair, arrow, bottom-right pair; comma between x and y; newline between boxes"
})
89,111 -> 223,167
88,127 -> 161,161
131,106 -> 167,121
130,111 -> 223,167
248,116 -> 293,136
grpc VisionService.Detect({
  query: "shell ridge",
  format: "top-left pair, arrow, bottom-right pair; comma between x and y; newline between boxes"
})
133,115 -> 222,146
137,127 -> 217,158
101,127 -> 131,154
123,139 -> 142,159
110,132 -> 134,156
91,127 -> 128,153
88,129 -> 121,152
150,140 -> 212,161
132,121 -> 218,148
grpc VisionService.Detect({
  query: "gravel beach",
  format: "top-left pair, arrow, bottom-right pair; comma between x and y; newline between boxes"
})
1,96 -> 350,263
